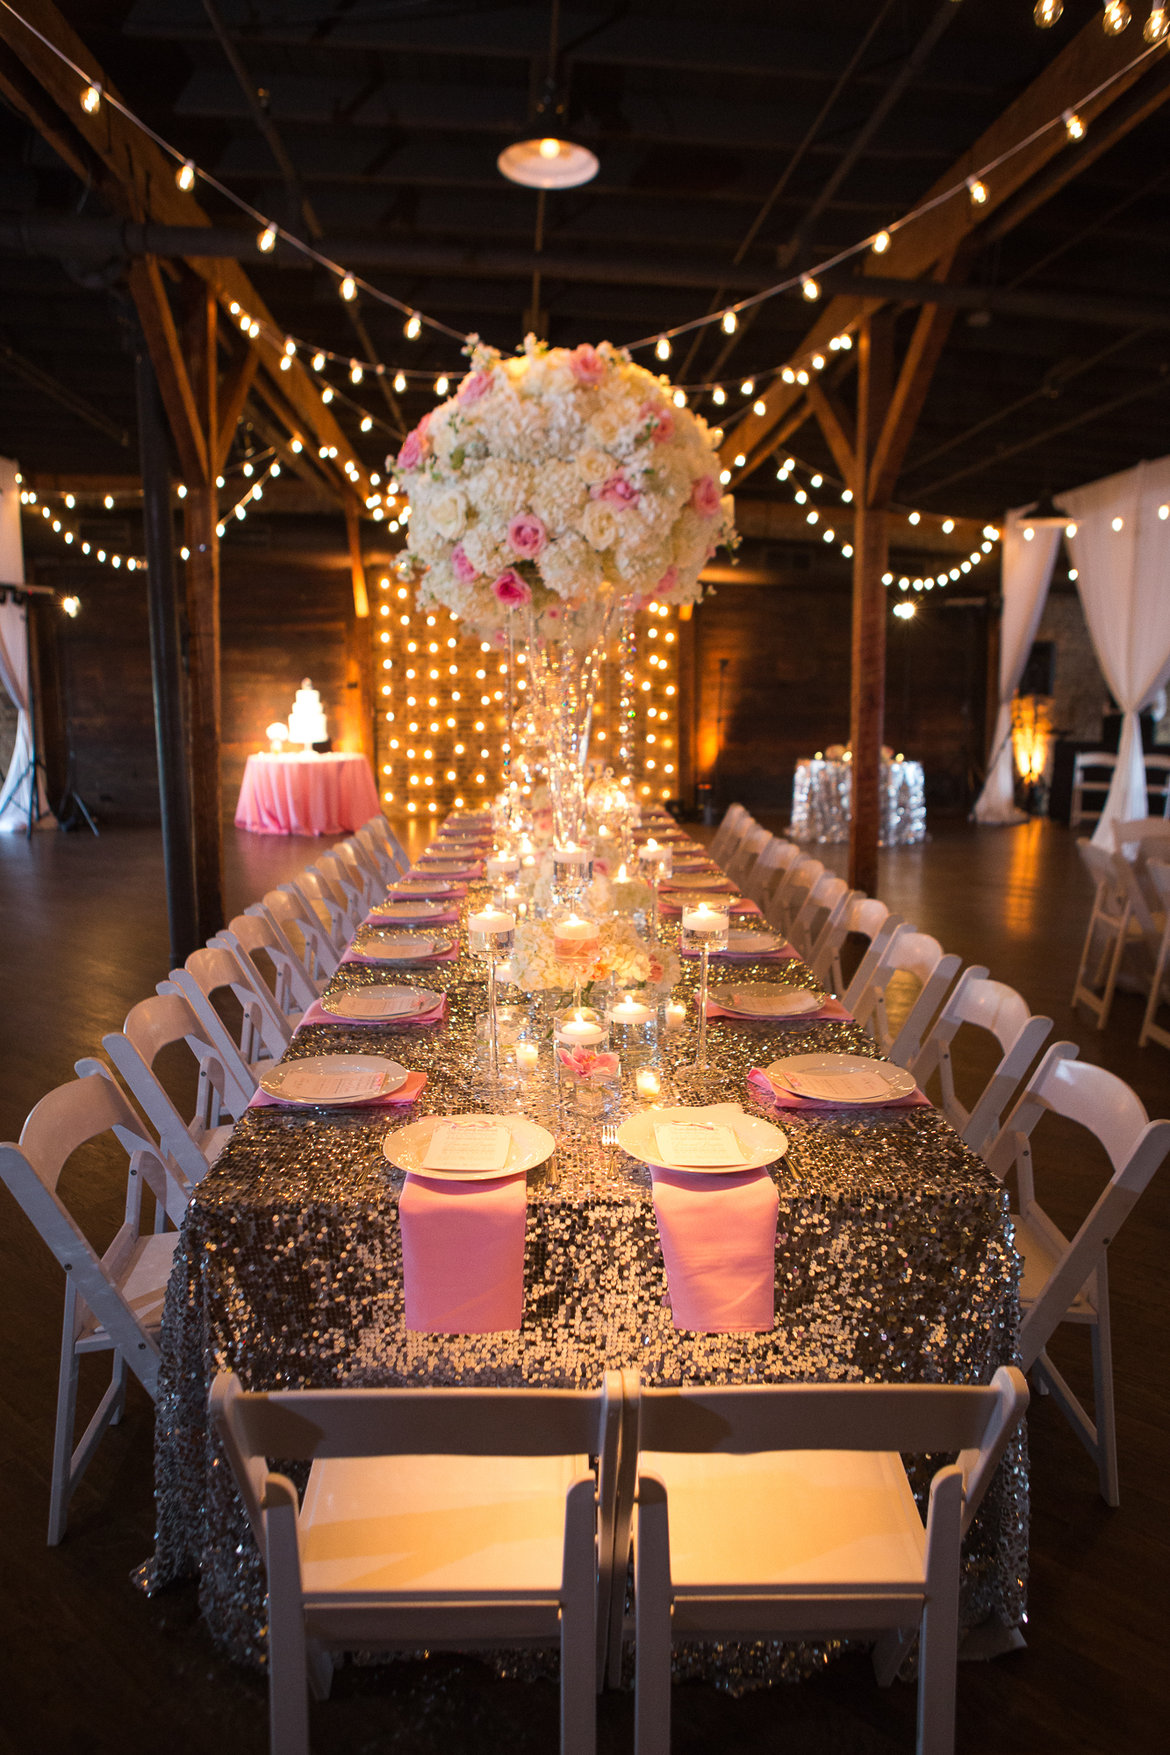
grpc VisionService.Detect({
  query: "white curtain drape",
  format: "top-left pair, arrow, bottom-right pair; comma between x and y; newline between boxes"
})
971,511 -> 1061,824
0,457 -> 52,833
1063,457 -> 1170,846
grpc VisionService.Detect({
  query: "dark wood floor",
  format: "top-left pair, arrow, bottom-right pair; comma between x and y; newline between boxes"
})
1,813 -> 1167,1755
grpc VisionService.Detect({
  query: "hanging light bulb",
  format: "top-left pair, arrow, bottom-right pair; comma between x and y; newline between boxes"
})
1101,1 -> 1131,34
781,366 -> 796,384
322,387 -> 334,403
340,275 -> 357,301
405,313 -> 422,339
721,310 -> 738,334
872,229 -> 891,254
283,337 -> 296,358
672,387 -> 687,408
80,82 -> 101,115
1063,109 -> 1086,140
967,176 -> 989,205
434,375 -> 449,396
655,336 -> 671,361
312,351 -> 326,372
1034,0 -> 1063,23
753,398 -> 766,416
176,159 -> 196,191
811,353 -> 825,371
711,385 -> 726,405
739,379 -> 753,396
361,415 -> 373,432
258,224 -> 277,252
1145,4 -> 1169,39
393,370 -> 407,393
802,277 -> 820,301
350,360 -> 364,384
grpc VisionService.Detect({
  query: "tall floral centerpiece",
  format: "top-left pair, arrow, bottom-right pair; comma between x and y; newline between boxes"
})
395,336 -> 737,838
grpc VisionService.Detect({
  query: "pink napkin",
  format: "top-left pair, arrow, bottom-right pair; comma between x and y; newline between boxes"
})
399,1172 -> 527,1332
747,1067 -> 931,1110
386,881 -> 468,900
341,944 -> 460,968
294,996 -> 447,1030
363,907 -> 460,929
649,1166 -> 778,1332
705,994 -> 853,1022
248,1069 -> 427,1109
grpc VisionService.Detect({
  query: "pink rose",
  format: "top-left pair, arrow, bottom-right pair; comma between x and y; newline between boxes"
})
397,428 -> 425,470
640,402 -> 674,443
690,474 -> 721,517
591,473 -> 640,507
508,511 -> 548,558
569,344 -> 605,386
491,568 -> 532,608
457,369 -> 492,404
451,543 -> 477,583
655,564 -> 679,596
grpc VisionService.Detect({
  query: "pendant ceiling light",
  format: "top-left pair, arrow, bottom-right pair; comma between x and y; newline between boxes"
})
498,2 -> 598,190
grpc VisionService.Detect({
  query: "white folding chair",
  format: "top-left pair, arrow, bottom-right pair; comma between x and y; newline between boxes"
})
161,944 -> 290,1081
1072,840 -> 1148,1029
630,1368 -> 1028,1755
318,846 -> 376,919
211,1371 -> 631,1755
708,803 -> 748,867
846,926 -> 962,1069
810,893 -> 902,998
0,1068 -> 183,1543
354,823 -> 402,887
1142,753 -> 1170,818
723,821 -> 769,891
96,989 -> 250,1194
764,852 -> 825,938
745,837 -> 802,913
1138,860 -> 1170,1051
214,912 -> 320,1024
286,865 -> 360,948
363,813 -> 410,873
786,871 -> 853,964
910,967 -> 1053,1159
253,889 -> 339,992
1070,751 -> 1117,830
986,1044 -> 1170,1504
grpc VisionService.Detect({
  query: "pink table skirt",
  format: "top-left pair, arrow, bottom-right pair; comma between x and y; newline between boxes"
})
234,752 -> 381,837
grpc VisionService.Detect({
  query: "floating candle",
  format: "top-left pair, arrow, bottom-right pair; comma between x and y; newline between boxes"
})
468,908 -> 515,938
515,1041 -> 539,1075
664,1000 -> 687,1031
486,855 -> 520,883
556,1014 -> 605,1047
553,914 -> 600,961
682,904 -> 730,935
635,1067 -> 662,1101
609,994 -> 653,1026
552,842 -> 589,866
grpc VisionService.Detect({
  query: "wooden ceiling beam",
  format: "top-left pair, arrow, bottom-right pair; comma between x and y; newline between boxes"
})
125,257 -> 209,487
804,382 -> 857,492
720,20 -> 1169,486
866,253 -> 962,509
214,341 -> 260,477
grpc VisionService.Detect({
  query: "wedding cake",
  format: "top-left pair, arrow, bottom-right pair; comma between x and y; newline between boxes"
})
287,677 -> 327,750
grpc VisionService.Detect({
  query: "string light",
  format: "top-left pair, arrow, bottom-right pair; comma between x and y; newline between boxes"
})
967,176 -> 988,205
176,158 -> 195,191
339,275 -> 357,301
350,361 -> 363,384
712,386 -> 726,405
1034,0 -> 1063,23
802,277 -> 820,301
1064,109 -> 1086,140
1146,5 -> 1169,39
434,375 -> 449,396
1102,2 -> 1131,35
80,81 -> 101,114
393,371 -> 407,393
872,229 -> 891,254
258,224 -> 277,252
721,310 -> 738,334
405,313 -> 422,340
655,337 -> 671,360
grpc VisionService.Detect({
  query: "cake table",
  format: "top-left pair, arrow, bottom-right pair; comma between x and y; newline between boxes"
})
233,750 -> 381,837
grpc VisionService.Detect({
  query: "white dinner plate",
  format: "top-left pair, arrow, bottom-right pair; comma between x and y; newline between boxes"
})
389,879 -> 458,896
384,1112 -> 556,1181
764,1052 -> 918,1105
711,983 -> 822,1018
721,930 -> 783,954
367,899 -> 449,923
259,1053 -> 408,1107
319,986 -> 443,1021
616,1103 -> 787,1175
351,930 -> 453,962
663,873 -> 736,891
416,859 -> 478,872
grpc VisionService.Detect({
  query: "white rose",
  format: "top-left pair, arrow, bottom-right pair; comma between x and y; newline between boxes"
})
588,402 -> 638,451
430,489 -> 467,541
575,447 -> 615,486
582,499 -> 620,551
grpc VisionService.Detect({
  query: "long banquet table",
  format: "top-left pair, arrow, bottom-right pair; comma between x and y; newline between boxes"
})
147,813 -> 1027,1679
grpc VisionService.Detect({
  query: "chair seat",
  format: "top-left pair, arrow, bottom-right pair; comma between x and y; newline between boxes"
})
80,1231 -> 179,1348
299,1452 -> 588,1597
640,1449 -> 926,1595
1013,1212 -> 1096,1319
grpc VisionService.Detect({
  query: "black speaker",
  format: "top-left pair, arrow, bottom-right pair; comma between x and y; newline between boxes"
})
1019,640 -> 1055,698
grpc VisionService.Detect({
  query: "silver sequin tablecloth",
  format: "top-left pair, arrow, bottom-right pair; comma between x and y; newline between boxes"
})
790,756 -> 927,845
148,893 -> 1026,1678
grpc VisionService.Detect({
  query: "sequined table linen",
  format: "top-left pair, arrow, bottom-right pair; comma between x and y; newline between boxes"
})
150,888 -> 1024,1673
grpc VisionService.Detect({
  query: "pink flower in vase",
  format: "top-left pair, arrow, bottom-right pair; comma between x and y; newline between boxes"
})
591,473 -> 640,507
640,402 -> 674,443
457,369 -> 492,404
569,344 -> 606,386
451,543 -> 478,582
690,474 -> 721,517
508,511 -> 548,558
655,564 -> 679,595
397,423 -> 430,470
556,1046 -> 620,1080
491,568 -> 532,608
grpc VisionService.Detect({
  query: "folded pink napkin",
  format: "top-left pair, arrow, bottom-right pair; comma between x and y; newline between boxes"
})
341,943 -> 460,968
399,1171 -> 527,1332
364,907 -> 460,929
705,994 -> 853,1022
248,1069 -> 427,1109
386,881 -> 468,900
650,1166 -> 778,1332
747,1067 -> 931,1110
294,996 -> 447,1030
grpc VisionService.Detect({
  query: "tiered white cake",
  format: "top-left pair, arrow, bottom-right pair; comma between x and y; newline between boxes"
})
287,677 -> 327,750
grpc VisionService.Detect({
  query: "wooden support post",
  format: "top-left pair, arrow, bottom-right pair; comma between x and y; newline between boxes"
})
135,339 -> 198,963
848,314 -> 894,898
182,284 -> 224,940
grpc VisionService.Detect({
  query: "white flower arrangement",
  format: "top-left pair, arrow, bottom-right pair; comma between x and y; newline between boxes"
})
395,337 -> 737,645
508,915 -> 679,996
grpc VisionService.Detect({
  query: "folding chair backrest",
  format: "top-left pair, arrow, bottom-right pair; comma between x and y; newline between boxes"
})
787,871 -> 849,960
216,913 -> 318,1018
910,967 -> 1053,1157
293,865 -> 359,943
848,926 -> 961,1067
745,838 -> 800,910
364,814 -> 409,871
634,1369 -> 1027,1541
354,824 -> 400,886
255,889 -> 339,988
767,853 -> 824,934
166,944 -> 288,1072
709,804 -> 748,865
1076,838 -> 1127,908
100,990 -> 242,1189
822,895 -> 900,996
317,848 -> 370,920
724,822 -> 769,888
